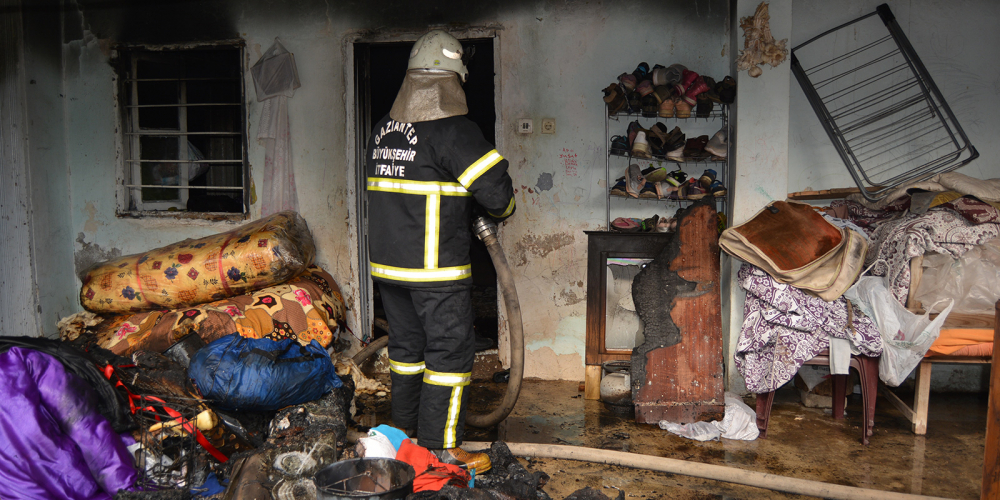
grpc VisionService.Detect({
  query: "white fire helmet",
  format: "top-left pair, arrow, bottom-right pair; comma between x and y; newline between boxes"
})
407,29 -> 468,82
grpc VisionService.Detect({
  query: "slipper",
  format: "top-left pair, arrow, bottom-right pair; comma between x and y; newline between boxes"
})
642,165 -> 668,183
611,217 -> 642,232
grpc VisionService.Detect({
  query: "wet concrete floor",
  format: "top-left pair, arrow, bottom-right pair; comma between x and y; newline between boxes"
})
356,375 -> 986,499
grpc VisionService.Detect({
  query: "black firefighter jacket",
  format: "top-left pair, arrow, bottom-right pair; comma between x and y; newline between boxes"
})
366,115 -> 516,289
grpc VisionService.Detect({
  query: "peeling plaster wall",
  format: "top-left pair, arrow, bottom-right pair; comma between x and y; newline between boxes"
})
25,0 -> 727,378
787,0 -> 999,192
494,1 -> 728,380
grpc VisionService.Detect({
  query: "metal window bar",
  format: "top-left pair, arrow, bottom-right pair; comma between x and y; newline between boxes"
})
790,4 -> 977,202
121,47 -> 247,213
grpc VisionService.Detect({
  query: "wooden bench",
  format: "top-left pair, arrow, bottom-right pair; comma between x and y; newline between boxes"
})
880,255 -> 995,435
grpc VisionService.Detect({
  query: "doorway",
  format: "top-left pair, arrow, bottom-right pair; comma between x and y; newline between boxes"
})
353,37 -> 498,348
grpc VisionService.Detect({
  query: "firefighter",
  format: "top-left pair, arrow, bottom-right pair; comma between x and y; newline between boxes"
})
366,29 -> 516,473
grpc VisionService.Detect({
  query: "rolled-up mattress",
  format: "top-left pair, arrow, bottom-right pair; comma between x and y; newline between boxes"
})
80,211 -> 315,313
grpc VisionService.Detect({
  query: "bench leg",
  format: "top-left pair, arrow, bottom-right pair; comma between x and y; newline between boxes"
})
913,360 -> 932,435
755,391 -> 776,439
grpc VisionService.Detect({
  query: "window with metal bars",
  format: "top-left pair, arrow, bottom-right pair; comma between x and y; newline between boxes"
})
116,43 -> 248,217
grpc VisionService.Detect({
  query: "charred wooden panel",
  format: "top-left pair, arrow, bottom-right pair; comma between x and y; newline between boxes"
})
631,199 -> 724,424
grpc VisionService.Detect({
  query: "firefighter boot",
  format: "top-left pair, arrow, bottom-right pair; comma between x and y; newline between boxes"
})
431,447 -> 492,473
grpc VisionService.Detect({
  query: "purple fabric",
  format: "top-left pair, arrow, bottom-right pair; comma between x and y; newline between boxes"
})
0,347 -> 137,500
866,208 -> 1000,304
735,264 -> 883,393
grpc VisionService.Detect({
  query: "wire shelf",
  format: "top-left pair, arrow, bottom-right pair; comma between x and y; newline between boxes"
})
791,4 -> 977,202
131,394 -> 208,491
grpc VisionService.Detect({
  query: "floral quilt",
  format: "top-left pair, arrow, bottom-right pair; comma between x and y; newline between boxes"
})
94,266 -> 345,356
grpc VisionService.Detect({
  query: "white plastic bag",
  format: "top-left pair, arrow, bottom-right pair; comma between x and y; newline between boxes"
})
844,276 -> 953,387
250,38 -> 301,101
658,393 -> 759,441
718,393 -> 759,440
914,239 -> 1000,315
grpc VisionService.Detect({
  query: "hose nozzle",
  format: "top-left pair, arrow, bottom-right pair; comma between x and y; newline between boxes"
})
472,216 -> 498,243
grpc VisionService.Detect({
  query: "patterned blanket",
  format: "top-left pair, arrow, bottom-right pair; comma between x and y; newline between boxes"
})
736,264 -> 882,393
94,266 -> 346,356
830,197 -> 1000,305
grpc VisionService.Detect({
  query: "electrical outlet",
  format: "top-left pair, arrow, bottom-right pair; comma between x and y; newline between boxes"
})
541,118 -> 556,134
518,119 -> 533,134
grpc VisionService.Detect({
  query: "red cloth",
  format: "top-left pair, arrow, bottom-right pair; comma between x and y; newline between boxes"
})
395,440 -> 470,492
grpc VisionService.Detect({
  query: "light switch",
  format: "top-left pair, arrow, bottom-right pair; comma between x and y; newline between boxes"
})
518,119 -> 533,134
541,118 -> 556,134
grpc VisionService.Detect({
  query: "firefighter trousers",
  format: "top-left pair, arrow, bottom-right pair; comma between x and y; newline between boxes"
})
379,283 -> 475,449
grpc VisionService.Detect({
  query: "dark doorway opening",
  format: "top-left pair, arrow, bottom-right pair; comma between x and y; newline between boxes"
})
355,38 -> 499,350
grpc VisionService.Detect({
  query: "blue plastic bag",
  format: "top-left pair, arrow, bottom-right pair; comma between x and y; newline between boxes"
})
188,334 -> 342,411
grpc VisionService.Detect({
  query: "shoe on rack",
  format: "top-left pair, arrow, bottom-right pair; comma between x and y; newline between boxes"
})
610,135 -> 630,156
683,135 -> 710,159
636,79 -> 654,97
611,217 -> 642,232
640,214 -> 660,231
431,447 -> 492,473
716,76 -> 736,104
609,177 -> 627,197
674,99 -> 692,119
674,69 -> 699,96
639,182 -> 659,199
632,62 -> 651,82
666,134 -> 687,162
652,85 -> 672,104
643,165 -> 669,183
682,75 -> 710,106
665,168 -> 688,187
625,163 -> 646,198
709,180 -> 728,197
626,120 -> 642,147
649,122 -> 669,141
700,76 -> 721,103
658,97 -> 675,118
651,66 -> 669,86
663,64 -> 687,89
682,178 -> 707,200
653,181 -> 678,200
627,91 -> 641,113
641,94 -> 659,117
704,128 -> 728,159
699,168 -> 718,189
618,73 -> 637,93
603,83 -> 626,115
631,132 -> 651,159
696,93 -> 714,117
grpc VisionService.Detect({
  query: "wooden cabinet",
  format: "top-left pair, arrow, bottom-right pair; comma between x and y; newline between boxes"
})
584,201 -> 724,424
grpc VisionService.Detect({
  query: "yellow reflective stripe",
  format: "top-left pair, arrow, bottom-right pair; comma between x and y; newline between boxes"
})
371,263 -> 472,282
423,369 -> 472,387
443,386 -> 462,448
368,178 -> 471,196
488,195 -> 516,219
389,359 -> 426,375
458,150 -> 502,188
425,194 -> 440,269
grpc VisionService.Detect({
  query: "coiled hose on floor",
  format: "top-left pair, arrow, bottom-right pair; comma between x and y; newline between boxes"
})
352,217 -> 524,428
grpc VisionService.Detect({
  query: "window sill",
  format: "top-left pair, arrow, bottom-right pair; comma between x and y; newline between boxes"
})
116,211 -> 248,222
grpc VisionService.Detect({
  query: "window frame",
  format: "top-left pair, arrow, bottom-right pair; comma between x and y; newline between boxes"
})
113,40 -> 250,220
